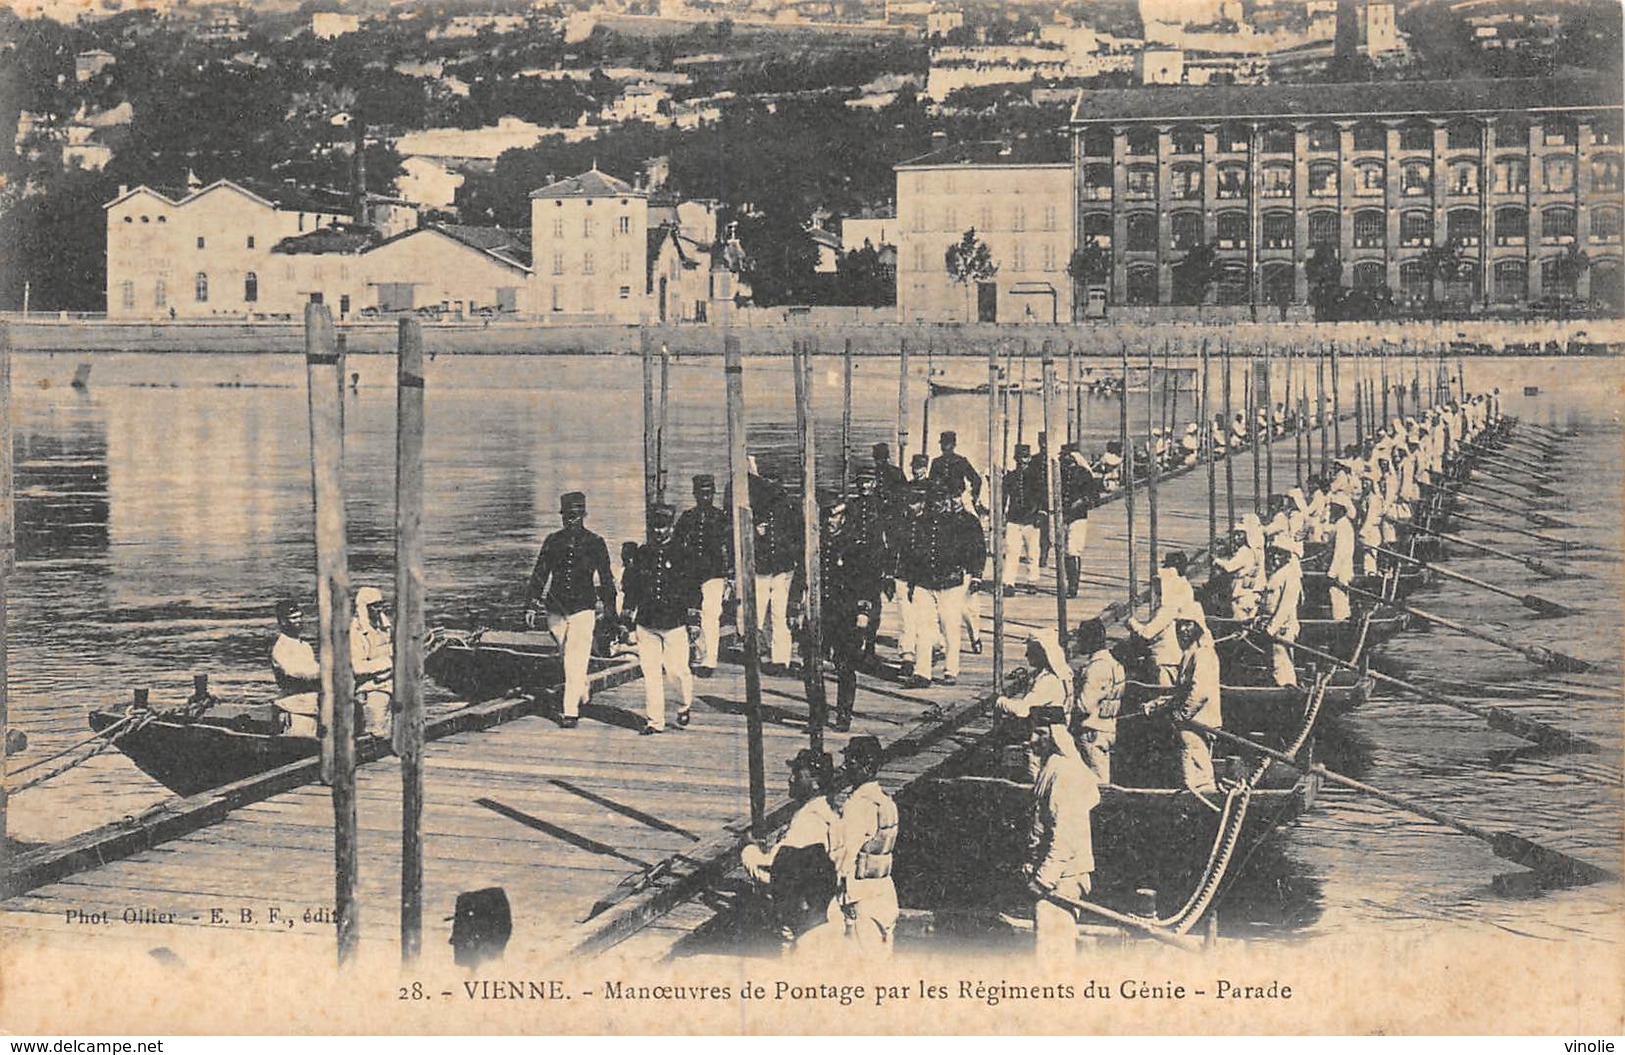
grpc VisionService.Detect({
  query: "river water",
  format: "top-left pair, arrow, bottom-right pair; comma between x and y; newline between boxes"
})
5,347 -> 1620,949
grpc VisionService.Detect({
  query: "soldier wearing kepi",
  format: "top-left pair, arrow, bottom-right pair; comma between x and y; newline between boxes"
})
674,474 -> 731,678
1003,444 -> 1044,591
929,430 -> 982,510
527,491 -> 617,729
1058,442 -> 1099,599
821,499 -> 882,732
902,485 -> 985,688
623,503 -> 700,734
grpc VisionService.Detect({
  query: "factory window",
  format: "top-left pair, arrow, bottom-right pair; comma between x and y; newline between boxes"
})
1126,127 -> 1156,156
1307,161 -> 1338,198
1352,123 -> 1386,153
1446,208 -> 1481,247
244,272 -> 258,302
1126,212 -> 1157,252
1400,211 -> 1433,248
1171,125 -> 1203,155
1216,211 -> 1248,250
1125,165 -> 1156,200
1308,211 -> 1339,248
1493,260 -> 1526,302
1171,163 -> 1203,200
1170,211 -> 1203,251
1593,118 -> 1622,146
1352,261 -> 1385,290
1261,163 -> 1292,199
1542,118 -> 1576,147
1398,260 -> 1430,302
1216,162 -> 1248,199
1043,205 -> 1057,231
1261,211 -> 1293,250
1353,209 -> 1385,249
1260,125 -> 1294,154
1593,155 -> 1623,192
1446,122 -> 1481,150
1543,155 -> 1575,194
1591,206 -> 1622,243
1495,120 -> 1529,148
1448,159 -> 1480,196
1541,256 -> 1577,299
1081,128 -> 1112,157
1082,163 -> 1113,201
1215,261 -> 1250,304
1353,161 -> 1385,197
1493,156 -> 1528,194
1494,206 -> 1527,247
1082,211 -> 1112,249
195,272 -> 209,302
1542,206 -> 1576,244
1399,122 -> 1433,152
1306,123 -> 1338,153
121,281 -> 135,309
1218,122 -> 1249,153
1400,160 -> 1432,196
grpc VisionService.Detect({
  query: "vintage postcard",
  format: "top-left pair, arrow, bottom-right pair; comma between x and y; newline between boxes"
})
0,0 -> 1621,1037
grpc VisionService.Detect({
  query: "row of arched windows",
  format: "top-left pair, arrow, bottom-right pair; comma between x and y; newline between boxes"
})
1079,117 -> 1622,158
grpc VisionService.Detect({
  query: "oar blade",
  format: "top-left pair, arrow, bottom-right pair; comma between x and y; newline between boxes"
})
1488,832 -> 1615,888
1521,594 -> 1577,618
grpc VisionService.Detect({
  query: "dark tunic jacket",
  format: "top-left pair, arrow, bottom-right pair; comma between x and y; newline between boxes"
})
528,524 -> 617,619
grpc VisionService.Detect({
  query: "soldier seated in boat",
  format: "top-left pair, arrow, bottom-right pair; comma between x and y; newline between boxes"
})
742,748 -> 841,951
1146,619 -> 1223,811
271,599 -> 321,737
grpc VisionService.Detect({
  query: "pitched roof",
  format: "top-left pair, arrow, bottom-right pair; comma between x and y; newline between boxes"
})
104,177 -> 353,216
896,137 -> 1072,169
434,223 -> 532,269
1069,73 -> 1624,126
527,167 -> 644,199
272,227 -> 377,255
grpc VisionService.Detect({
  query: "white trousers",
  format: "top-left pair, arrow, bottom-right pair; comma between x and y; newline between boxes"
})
547,608 -> 596,717
913,583 -> 965,680
698,577 -> 726,668
1065,517 -> 1088,558
893,578 -> 919,658
759,571 -> 793,667
961,575 -> 982,644
1179,730 -> 1217,794
1271,630 -> 1299,687
1004,522 -> 1042,583
636,623 -> 693,731
1328,583 -> 1351,622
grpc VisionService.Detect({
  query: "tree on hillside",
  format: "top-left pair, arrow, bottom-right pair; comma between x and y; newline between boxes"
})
944,228 -> 997,322
1066,242 -> 1110,320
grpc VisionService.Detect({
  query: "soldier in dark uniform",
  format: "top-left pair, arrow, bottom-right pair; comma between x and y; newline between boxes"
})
674,474 -> 731,677
623,503 -> 700,734
871,443 -> 906,495
751,468 -> 802,673
1003,444 -> 1043,591
1059,442 -> 1100,598
907,453 -> 931,486
901,485 -> 985,688
822,499 -> 882,732
888,483 -> 927,667
846,468 -> 889,670
527,491 -> 617,728
1031,432 -> 1053,572
929,430 -> 982,509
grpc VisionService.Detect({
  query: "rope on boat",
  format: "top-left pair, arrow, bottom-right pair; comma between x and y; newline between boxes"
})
6,707 -> 161,795
1139,669 -> 1332,936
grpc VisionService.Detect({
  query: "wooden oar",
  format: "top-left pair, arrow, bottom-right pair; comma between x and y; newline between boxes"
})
1187,720 -> 1616,888
1478,455 -> 1560,485
1479,449 -> 1563,479
1266,633 -> 1605,755
1426,488 -> 1576,530
1461,473 -> 1563,503
1346,585 -> 1602,673
1039,882 -> 1205,952
1470,462 -> 1561,495
1373,546 -> 1576,617
1412,526 -> 1584,580
1443,509 -> 1589,550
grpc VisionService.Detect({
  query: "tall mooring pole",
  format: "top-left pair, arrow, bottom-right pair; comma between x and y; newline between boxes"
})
394,319 -> 427,963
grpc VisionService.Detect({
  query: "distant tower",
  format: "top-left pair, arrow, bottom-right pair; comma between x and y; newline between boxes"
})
1333,0 -> 1359,62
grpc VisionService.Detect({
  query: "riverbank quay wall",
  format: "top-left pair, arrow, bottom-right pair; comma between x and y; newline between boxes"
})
6,314 -> 1622,356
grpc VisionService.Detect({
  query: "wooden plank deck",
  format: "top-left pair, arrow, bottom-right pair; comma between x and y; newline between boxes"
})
0,429 -> 1314,967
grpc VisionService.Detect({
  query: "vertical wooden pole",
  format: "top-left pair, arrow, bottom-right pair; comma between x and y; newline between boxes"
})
1120,343 -> 1136,614
1263,342 -> 1274,502
987,346 -> 1005,688
1381,342 -> 1390,425
724,334 -> 767,835
641,327 -> 657,513
896,337 -> 910,466
1203,339 -> 1215,562
1458,355 -> 1466,402
1251,352 -> 1262,516
1317,344 -> 1328,477
393,318 -> 426,963
1066,340 -> 1078,444
1002,344 -> 1015,463
0,323 -> 12,870
1223,344 -> 1236,532
1353,345 -> 1365,448
657,342 -> 671,504
305,303 -> 358,965
1042,342 -> 1065,636
1331,342 -> 1343,458
793,340 -> 826,751
1145,345 -> 1159,593
921,339 -> 933,448
1016,342 -> 1029,446
841,338 -> 854,492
